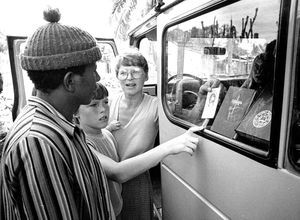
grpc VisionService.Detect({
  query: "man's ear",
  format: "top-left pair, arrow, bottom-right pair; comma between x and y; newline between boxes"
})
63,71 -> 76,92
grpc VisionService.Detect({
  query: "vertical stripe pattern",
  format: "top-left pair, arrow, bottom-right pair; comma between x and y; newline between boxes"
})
0,96 -> 113,220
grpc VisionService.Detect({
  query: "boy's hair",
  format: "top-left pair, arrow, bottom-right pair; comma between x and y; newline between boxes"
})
115,49 -> 149,77
94,82 -> 109,100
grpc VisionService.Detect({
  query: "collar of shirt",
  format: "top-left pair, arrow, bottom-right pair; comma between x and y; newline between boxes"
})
28,96 -> 78,136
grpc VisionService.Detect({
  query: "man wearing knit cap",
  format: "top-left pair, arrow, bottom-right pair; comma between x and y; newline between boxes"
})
0,8 -> 115,220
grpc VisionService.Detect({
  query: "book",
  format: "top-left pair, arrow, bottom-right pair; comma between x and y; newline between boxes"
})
210,86 -> 256,138
235,88 -> 273,144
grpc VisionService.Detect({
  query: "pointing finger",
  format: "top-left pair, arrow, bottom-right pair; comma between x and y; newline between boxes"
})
188,126 -> 204,133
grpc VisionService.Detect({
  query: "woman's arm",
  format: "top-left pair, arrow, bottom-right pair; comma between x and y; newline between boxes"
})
91,127 -> 200,183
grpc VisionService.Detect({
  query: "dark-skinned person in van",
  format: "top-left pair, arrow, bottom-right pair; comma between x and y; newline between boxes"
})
108,49 -> 209,220
74,82 -> 200,219
188,39 -> 276,125
0,8 -> 115,220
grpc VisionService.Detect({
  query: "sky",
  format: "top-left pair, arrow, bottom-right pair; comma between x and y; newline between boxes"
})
0,0 -> 114,37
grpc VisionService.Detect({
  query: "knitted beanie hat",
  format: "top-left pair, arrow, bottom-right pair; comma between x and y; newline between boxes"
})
21,8 -> 101,71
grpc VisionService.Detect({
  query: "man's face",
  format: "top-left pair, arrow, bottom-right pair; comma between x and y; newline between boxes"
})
74,63 -> 100,105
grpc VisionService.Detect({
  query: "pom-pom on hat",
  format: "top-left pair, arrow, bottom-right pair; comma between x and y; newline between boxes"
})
21,7 -> 101,71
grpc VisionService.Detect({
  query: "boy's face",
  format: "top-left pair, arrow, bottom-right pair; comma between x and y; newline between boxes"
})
78,96 -> 109,131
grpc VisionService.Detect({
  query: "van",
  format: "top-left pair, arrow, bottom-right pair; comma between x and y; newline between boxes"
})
6,0 -> 300,219
126,0 -> 300,219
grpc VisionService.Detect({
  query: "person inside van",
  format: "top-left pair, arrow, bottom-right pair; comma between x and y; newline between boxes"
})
241,39 -> 276,95
75,82 -> 200,218
188,39 -> 276,124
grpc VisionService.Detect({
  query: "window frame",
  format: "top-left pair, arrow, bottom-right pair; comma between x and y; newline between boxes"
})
7,36 -> 119,120
286,2 -> 300,173
160,0 -> 291,167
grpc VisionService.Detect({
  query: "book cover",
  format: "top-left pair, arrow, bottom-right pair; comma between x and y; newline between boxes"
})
211,86 -> 256,138
235,88 -> 273,144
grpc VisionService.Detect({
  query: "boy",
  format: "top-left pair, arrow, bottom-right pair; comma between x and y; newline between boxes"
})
75,82 -> 200,218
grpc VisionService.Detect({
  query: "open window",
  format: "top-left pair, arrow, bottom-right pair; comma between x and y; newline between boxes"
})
129,14 -> 158,96
7,36 -> 118,119
162,0 -> 283,163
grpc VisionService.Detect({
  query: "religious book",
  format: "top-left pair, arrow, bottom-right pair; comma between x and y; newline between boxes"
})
210,86 -> 256,138
235,88 -> 273,144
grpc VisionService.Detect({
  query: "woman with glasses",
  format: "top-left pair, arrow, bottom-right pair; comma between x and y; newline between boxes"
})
109,49 -> 158,220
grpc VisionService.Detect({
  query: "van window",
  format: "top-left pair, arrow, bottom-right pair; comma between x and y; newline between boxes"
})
97,43 -> 122,97
163,0 -> 280,151
288,4 -> 300,171
12,41 -> 119,102
6,38 -> 119,120
139,37 -> 158,85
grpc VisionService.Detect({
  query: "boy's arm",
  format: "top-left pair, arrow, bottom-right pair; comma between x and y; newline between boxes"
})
91,127 -> 200,183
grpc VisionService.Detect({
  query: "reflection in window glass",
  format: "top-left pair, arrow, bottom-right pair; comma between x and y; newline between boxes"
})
20,42 -> 35,99
288,5 -> 300,170
164,0 -> 279,149
139,38 -> 158,85
97,43 -> 121,98
0,45 -> 13,148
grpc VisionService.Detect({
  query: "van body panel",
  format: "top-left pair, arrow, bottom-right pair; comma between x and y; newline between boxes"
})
160,112 -> 300,219
152,0 -> 300,219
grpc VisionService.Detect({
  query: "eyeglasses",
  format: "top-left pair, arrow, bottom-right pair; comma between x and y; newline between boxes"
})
117,70 -> 144,80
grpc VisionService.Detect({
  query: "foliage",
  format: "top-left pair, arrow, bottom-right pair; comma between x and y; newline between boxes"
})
0,32 -> 7,53
110,0 -> 156,41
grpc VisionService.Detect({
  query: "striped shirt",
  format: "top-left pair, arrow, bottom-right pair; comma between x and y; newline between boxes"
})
0,97 -> 114,220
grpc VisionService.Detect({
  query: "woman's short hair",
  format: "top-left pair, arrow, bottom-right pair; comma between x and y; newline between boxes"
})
115,49 -> 149,77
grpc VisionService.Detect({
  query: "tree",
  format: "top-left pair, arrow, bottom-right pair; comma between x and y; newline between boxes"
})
110,0 -> 156,40
0,32 -> 7,53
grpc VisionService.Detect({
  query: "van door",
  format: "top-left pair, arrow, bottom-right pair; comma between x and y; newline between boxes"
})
127,12 -> 163,218
155,0 -> 300,219
7,36 -> 118,119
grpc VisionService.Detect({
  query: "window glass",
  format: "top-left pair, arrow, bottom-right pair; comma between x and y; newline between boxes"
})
19,42 -> 35,98
139,38 -> 158,85
14,42 -> 119,101
163,0 -> 280,149
0,40 -> 13,149
288,2 -> 300,170
96,43 -> 122,98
